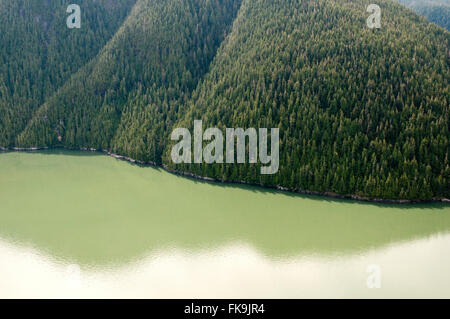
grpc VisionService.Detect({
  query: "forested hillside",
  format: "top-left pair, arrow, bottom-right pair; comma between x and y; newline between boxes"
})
17,0 -> 241,162
165,0 -> 449,200
399,0 -> 450,29
0,0 -> 136,147
1,0 -> 449,201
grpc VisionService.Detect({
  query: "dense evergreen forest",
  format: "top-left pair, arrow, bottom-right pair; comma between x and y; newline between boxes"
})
17,0 -> 241,159
1,0 -> 449,201
399,0 -> 450,30
0,0 -> 136,147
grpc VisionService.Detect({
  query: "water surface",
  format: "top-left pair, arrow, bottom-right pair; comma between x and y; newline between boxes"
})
0,151 -> 449,298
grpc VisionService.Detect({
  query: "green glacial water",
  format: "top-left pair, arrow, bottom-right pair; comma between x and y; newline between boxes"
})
0,150 -> 449,298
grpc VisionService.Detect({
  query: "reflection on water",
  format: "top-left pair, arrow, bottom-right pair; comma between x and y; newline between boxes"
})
0,151 -> 449,298
1,235 -> 450,298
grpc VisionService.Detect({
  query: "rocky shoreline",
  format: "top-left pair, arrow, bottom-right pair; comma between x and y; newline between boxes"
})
162,165 -> 449,205
1,146 -> 449,205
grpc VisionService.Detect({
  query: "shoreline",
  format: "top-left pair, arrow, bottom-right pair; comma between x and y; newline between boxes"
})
1,146 -> 449,205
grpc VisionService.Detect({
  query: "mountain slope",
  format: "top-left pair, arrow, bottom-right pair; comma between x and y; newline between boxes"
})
109,0 -> 242,162
0,0 -> 136,146
399,0 -> 450,30
17,0 -> 241,163
164,0 -> 449,200
3,0 -> 449,201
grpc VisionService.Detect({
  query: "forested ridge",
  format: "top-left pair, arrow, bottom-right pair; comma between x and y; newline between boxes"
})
1,0 -> 449,201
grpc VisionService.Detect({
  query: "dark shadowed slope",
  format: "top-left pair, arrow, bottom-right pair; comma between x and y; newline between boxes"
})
17,0 -> 242,164
0,0 -> 136,146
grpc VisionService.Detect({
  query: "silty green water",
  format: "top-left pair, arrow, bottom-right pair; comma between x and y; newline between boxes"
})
0,150 -> 449,298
